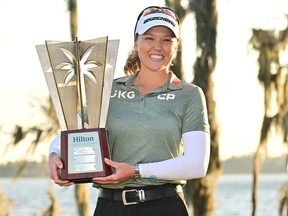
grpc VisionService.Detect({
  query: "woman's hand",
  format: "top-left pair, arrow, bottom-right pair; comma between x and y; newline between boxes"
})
92,158 -> 135,184
49,152 -> 74,187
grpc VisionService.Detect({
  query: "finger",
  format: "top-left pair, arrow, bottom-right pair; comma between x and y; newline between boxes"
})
92,176 -> 112,182
92,175 -> 116,184
49,160 -> 63,181
92,179 -> 115,184
104,158 -> 116,168
54,179 -> 74,187
54,157 -> 63,169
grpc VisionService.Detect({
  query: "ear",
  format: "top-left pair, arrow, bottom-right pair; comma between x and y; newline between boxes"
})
174,46 -> 178,54
172,43 -> 178,58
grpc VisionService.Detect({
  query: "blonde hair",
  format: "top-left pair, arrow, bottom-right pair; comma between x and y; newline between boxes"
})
124,47 -> 140,75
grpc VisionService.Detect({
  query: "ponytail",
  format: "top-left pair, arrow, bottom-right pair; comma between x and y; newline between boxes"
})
123,48 -> 140,75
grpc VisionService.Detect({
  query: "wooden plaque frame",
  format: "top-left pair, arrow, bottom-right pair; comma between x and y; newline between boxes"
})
60,128 -> 112,183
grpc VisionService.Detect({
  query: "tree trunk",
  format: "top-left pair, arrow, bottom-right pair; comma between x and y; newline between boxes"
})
68,1 -> 90,216
69,0 -> 78,41
185,0 -> 221,215
75,184 -> 90,216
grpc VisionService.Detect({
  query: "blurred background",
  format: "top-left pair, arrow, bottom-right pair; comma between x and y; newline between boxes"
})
0,0 -> 287,215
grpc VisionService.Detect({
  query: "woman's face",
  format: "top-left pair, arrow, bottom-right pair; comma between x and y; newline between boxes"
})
135,26 -> 178,73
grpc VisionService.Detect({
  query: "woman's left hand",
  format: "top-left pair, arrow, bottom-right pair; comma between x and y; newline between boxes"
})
92,158 -> 135,184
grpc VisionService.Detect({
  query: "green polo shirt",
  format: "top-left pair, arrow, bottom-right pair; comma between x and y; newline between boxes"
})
102,71 -> 209,189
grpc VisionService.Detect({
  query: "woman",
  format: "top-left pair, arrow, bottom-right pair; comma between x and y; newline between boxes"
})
49,6 -> 210,216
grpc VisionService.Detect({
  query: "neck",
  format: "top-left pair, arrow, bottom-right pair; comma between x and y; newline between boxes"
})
134,70 -> 170,95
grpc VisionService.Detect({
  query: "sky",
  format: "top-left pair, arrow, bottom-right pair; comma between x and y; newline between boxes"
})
0,0 -> 287,163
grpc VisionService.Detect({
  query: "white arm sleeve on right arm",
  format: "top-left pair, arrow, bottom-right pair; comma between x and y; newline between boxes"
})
139,131 -> 210,180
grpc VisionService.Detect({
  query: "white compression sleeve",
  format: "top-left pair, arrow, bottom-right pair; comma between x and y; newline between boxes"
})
48,113 -> 88,156
139,131 -> 210,180
49,135 -> 60,155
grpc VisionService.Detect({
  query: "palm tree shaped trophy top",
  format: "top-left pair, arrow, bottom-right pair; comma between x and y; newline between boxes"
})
36,37 -> 119,131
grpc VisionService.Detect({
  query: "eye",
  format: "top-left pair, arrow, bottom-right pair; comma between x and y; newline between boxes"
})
145,36 -> 154,41
163,37 -> 174,43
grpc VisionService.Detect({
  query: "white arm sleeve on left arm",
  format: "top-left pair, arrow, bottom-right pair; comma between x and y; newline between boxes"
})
140,131 -> 210,180
48,113 -> 88,156
49,135 -> 60,155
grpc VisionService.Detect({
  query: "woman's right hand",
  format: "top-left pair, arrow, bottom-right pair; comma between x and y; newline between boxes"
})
49,152 -> 74,187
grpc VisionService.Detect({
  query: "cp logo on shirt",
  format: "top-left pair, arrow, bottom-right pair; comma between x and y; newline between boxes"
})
157,93 -> 175,100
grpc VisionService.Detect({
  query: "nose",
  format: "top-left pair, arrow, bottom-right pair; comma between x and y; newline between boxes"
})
153,39 -> 163,50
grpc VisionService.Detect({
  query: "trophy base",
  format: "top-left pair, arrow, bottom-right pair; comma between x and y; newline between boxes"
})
60,128 -> 112,183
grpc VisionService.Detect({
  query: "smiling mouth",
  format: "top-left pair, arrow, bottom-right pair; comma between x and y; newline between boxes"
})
150,54 -> 164,60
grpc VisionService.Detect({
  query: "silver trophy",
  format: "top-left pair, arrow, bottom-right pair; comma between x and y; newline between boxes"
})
36,37 -> 119,183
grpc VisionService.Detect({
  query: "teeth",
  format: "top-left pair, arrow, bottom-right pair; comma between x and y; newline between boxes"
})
150,55 -> 163,60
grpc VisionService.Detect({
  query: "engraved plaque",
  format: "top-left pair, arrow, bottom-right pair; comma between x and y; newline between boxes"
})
60,128 -> 111,183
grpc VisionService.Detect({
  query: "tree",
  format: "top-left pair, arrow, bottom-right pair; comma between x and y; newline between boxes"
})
4,0 -> 91,215
187,1 -> 221,216
249,20 -> 288,216
166,0 -> 221,215
59,1 -> 91,216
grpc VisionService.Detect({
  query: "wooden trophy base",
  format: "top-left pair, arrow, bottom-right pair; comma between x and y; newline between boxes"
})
60,128 -> 112,183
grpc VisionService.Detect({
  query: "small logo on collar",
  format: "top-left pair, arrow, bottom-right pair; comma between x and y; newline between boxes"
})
172,77 -> 180,85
